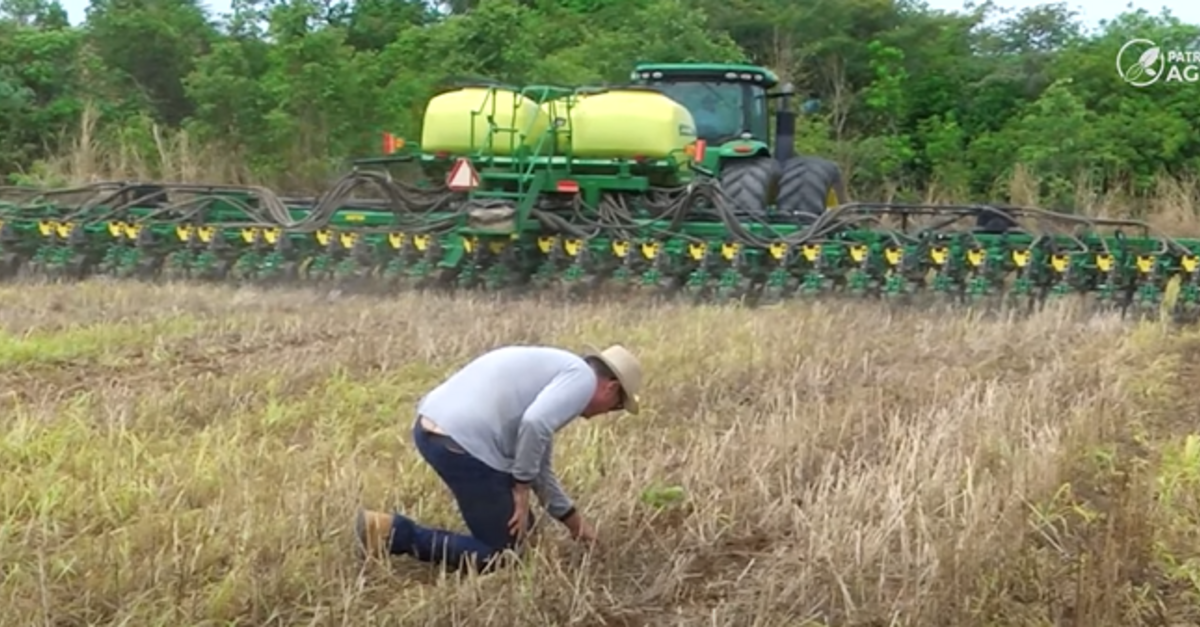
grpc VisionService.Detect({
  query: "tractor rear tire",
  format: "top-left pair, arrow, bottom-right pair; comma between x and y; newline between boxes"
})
719,156 -> 780,216
777,156 -> 848,221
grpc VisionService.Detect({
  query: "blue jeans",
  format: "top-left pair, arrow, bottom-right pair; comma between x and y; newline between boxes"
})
387,418 -> 534,572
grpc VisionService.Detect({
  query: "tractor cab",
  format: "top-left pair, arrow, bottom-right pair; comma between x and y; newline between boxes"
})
630,62 -> 845,219
631,63 -> 779,154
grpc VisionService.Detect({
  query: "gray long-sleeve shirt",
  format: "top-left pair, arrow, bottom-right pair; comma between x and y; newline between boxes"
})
416,345 -> 596,519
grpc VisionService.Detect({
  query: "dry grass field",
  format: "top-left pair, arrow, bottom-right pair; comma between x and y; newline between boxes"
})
3,280 -> 1200,626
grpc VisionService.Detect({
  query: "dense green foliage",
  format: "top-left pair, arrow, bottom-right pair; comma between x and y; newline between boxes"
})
0,0 -> 1197,204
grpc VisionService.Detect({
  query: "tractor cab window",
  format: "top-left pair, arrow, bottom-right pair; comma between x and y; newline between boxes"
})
746,86 -> 769,142
652,81 -> 745,143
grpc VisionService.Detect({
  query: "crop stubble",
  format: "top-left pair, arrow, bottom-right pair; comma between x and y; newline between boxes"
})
0,281 -> 1196,626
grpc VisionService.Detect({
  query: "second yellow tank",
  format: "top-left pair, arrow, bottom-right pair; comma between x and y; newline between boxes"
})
567,88 -> 697,160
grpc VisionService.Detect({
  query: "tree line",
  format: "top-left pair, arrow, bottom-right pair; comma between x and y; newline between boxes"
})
0,0 -> 1197,208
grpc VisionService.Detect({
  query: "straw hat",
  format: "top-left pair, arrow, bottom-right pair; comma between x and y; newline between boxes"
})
585,344 -> 643,414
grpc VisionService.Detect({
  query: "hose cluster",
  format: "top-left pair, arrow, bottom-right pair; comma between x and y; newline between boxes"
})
1,172 -> 1183,259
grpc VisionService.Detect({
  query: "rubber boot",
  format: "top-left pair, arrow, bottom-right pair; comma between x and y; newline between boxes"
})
355,508 -> 394,560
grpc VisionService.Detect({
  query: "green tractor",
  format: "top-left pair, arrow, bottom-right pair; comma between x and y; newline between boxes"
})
630,62 -> 849,219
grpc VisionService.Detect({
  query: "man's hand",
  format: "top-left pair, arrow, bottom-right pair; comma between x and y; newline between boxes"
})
562,511 -> 598,544
574,519 -> 598,544
508,483 -> 532,539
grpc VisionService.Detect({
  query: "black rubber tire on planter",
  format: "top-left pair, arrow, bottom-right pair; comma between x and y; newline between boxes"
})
776,156 -> 849,221
719,156 -> 781,216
